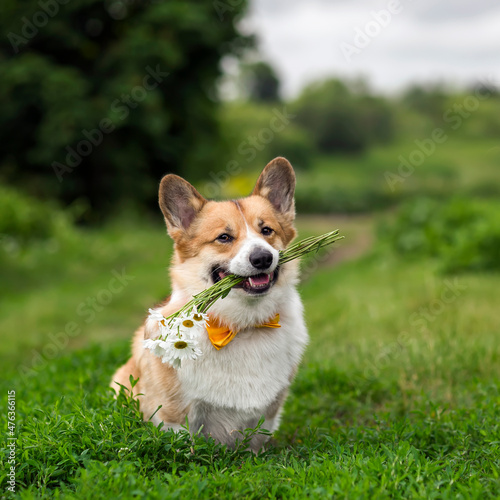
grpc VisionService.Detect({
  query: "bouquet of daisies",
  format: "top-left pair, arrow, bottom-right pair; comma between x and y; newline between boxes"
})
143,308 -> 208,369
144,230 -> 343,368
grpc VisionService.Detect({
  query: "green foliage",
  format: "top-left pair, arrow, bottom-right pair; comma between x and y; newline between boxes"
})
383,197 -> 500,273
1,217 -> 500,497
0,345 -> 274,497
295,171 -> 397,214
292,138 -> 500,214
0,0 -> 249,217
401,84 -> 449,124
0,184 -> 78,267
399,83 -> 500,140
2,338 -> 500,499
241,61 -> 281,103
219,101 -> 315,174
293,79 -> 394,153
454,92 -> 500,139
0,217 -> 171,359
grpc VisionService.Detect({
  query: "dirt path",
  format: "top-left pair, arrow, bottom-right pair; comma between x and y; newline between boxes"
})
296,214 -> 375,270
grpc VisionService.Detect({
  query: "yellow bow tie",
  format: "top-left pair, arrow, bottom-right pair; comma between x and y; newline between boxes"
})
206,314 -> 281,350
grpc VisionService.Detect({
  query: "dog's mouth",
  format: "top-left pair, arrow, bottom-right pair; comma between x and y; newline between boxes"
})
211,266 -> 279,295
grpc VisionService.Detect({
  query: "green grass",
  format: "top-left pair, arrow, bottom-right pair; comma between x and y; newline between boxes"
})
1,217 -> 500,498
0,220 -> 173,366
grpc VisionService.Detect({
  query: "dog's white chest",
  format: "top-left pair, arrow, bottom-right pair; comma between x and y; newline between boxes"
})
176,296 -> 308,411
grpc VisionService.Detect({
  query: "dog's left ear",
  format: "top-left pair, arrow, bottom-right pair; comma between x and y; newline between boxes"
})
252,157 -> 296,219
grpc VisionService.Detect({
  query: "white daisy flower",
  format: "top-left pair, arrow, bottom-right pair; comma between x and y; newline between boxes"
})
173,312 -> 206,340
160,336 -> 203,368
144,307 -> 207,368
191,306 -> 209,324
158,322 -> 174,340
148,308 -> 167,326
143,338 -> 169,358
168,357 -> 182,370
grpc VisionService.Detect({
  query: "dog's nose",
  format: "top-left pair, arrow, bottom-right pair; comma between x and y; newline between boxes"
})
249,248 -> 273,270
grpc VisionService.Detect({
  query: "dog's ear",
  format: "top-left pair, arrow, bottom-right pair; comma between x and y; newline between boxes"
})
252,157 -> 296,219
159,174 -> 206,235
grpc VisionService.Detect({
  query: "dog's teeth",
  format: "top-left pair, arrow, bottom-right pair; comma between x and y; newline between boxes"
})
247,274 -> 271,288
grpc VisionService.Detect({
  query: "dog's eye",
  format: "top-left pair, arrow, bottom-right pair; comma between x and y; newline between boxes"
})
216,233 -> 233,243
261,226 -> 273,236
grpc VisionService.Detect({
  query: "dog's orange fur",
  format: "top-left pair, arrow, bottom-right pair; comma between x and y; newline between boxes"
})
170,197 -> 296,263
115,323 -> 188,426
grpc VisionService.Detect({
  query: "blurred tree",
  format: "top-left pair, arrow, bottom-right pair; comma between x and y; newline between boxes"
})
401,84 -> 448,124
470,81 -> 499,98
0,0 -> 250,220
293,78 -> 394,153
241,61 -> 281,102
220,101 -> 315,173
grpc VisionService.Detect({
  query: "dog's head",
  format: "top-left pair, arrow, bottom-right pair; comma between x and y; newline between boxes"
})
159,158 -> 298,325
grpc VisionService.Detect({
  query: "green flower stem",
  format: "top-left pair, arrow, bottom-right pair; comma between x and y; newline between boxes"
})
164,230 -> 344,324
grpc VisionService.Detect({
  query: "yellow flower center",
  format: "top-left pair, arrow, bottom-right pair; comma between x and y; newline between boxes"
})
182,320 -> 194,328
193,314 -> 203,321
174,341 -> 188,350
160,319 -> 166,327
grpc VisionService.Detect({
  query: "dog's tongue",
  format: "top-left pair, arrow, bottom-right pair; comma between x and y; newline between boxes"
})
248,273 -> 270,286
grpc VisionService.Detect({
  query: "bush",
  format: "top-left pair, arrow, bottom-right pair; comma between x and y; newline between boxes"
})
220,102 -> 316,172
295,181 -> 398,214
0,184 -> 76,254
293,79 -> 394,154
383,197 -> 500,273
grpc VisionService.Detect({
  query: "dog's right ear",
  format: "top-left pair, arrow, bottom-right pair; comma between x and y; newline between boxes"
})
159,174 -> 206,236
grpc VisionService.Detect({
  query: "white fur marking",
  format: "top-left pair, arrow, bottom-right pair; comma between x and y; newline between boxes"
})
177,288 -> 307,410
229,203 -> 279,277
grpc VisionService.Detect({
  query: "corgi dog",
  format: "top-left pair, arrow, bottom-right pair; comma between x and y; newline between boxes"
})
111,157 -> 308,451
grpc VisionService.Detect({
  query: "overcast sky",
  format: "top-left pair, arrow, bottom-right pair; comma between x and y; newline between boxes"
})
241,0 -> 500,97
